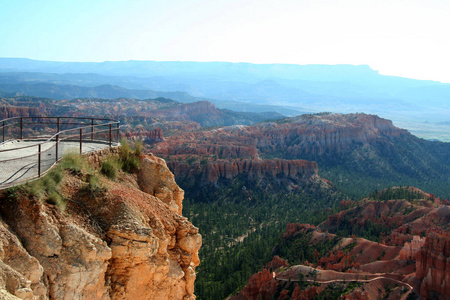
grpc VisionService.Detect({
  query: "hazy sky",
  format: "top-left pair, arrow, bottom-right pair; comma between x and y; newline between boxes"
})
1,0 -> 450,82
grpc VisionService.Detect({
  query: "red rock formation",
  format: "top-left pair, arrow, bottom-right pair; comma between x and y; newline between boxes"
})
0,106 -> 43,119
265,255 -> 289,271
399,235 -> 425,261
292,285 -> 319,300
415,233 -> 450,299
234,194 -> 450,299
148,128 -> 164,141
151,112 -> 407,156
283,223 -> 316,239
237,269 -> 278,300
123,128 -> 164,142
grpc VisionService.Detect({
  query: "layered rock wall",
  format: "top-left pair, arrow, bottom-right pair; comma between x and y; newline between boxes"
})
168,159 -> 318,185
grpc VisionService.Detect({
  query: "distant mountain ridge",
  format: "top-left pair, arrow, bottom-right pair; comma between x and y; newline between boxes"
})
1,58 -> 449,141
0,82 -> 200,102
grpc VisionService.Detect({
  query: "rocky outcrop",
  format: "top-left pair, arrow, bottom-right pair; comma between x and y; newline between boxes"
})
138,153 -> 185,215
0,153 -> 201,299
415,233 -> 450,299
147,128 -> 164,142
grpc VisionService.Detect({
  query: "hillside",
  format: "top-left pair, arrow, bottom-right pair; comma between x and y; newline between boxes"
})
233,187 -> 450,299
0,149 -> 201,299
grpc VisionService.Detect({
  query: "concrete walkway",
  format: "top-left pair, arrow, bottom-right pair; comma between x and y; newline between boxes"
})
0,139 -> 117,188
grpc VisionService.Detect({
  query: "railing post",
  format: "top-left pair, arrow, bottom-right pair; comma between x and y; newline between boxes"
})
20,118 -> 23,140
57,117 -> 60,133
116,122 -> 120,144
91,118 -> 94,140
2,121 -> 4,143
38,144 -> 41,177
56,133 -> 59,162
80,128 -> 83,154
109,123 -> 112,147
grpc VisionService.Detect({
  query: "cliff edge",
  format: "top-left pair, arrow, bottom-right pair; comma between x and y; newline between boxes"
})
0,151 -> 201,300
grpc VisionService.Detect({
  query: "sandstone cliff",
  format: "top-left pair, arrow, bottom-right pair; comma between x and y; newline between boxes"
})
0,152 -> 201,300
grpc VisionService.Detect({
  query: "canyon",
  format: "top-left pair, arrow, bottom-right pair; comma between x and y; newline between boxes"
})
1,94 -> 450,299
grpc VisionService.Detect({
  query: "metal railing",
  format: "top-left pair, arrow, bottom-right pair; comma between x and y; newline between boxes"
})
0,117 -> 120,188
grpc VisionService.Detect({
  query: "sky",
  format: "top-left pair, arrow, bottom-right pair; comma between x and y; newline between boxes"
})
1,0 -> 450,82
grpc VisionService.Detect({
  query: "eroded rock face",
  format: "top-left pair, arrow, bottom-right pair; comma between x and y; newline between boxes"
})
415,233 -> 450,299
151,113 -> 409,161
0,106 -> 43,119
168,158 -> 318,186
0,153 -> 201,300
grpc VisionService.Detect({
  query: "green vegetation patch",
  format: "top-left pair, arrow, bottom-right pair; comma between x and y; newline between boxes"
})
119,139 -> 142,173
20,152 -> 87,210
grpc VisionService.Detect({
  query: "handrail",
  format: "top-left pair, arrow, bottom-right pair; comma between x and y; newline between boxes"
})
0,116 -> 116,122
0,123 -> 117,153
0,116 -> 120,188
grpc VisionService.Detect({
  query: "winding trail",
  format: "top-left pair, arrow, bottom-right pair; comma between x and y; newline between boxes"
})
275,266 -> 413,298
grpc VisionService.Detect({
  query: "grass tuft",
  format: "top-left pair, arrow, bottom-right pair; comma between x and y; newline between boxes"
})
101,157 -> 121,179
59,152 -> 86,174
119,139 -> 142,173
20,153 -> 88,210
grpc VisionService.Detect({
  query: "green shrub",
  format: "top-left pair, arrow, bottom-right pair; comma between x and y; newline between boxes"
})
119,139 -> 142,173
48,191 -> 66,210
6,186 -> 19,200
101,157 -> 120,179
121,155 -> 140,173
119,139 -> 131,161
88,174 -> 100,189
19,153 -> 85,210
83,173 -> 105,196
134,140 -> 143,156
59,152 -> 85,174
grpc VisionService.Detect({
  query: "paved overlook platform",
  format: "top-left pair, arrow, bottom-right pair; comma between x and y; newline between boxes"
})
0,140 -> 117,188
0,117 -> 120,189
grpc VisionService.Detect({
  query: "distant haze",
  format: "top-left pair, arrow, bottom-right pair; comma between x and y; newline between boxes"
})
1,0 -> 450,83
